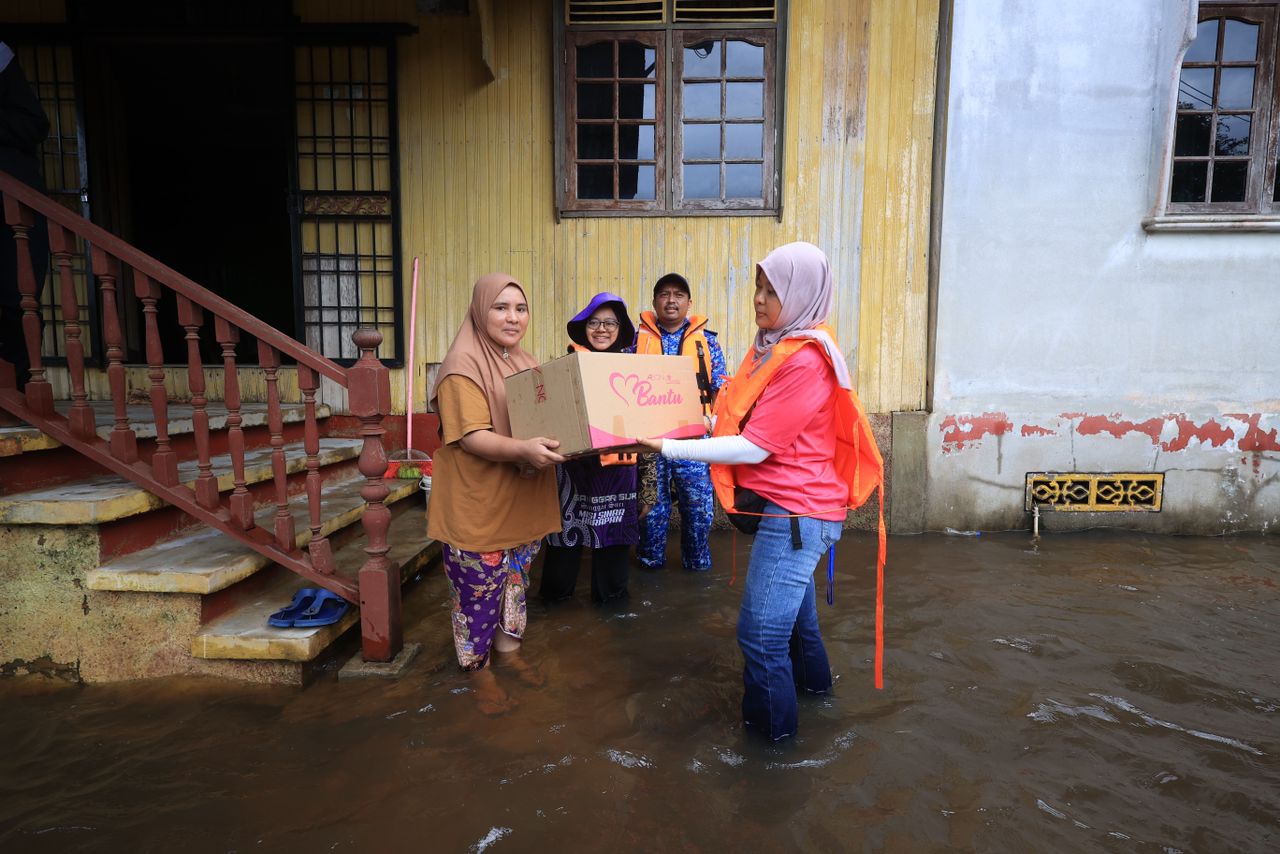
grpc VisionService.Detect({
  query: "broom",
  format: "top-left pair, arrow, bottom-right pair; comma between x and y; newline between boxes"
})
385,256 -> 431,480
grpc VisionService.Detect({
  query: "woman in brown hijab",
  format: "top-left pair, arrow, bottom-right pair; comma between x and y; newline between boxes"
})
428,274 -> 564,708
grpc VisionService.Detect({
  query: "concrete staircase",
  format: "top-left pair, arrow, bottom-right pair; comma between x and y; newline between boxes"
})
0,403 -> 437,684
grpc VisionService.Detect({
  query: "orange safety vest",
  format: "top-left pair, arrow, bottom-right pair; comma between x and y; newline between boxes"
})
635,311 -> 716,416
568,342 -> 636,467
709,325 -> 887,689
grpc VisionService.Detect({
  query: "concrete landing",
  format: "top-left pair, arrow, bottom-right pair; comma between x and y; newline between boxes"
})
191,572 -> 361,662
87,476 -> 421,594
338,642 -> 422,680
191,508 -> 438,663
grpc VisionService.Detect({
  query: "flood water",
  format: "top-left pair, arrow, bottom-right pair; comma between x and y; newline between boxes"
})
2,531 -> 1277,852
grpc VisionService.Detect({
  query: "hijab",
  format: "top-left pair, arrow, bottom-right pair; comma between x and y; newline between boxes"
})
430,273 -> 540,437
753,241 -> 852,390
566,291 -> 635,353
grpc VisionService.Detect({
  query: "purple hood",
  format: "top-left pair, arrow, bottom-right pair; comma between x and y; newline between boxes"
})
566,291 -> 635,352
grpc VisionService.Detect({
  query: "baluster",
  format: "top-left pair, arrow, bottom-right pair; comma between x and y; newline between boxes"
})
298,365 -> 334,573
134,273 -> 177,485
257,341 -> 294,550
49,223 -> 94,438
214,317 -> 252,529
349,329 -> 400,662
177,296 -> 218,509
90,246 -> 136,461
2,197 -> 52,412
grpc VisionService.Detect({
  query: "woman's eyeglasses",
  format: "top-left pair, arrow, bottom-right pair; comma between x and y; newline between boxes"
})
585,319 -> 620,330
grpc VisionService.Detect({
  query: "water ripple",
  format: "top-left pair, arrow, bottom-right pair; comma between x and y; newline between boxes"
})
471,826 -> 511,852
605,749 -> 653,769
1090,693 -> 1265,756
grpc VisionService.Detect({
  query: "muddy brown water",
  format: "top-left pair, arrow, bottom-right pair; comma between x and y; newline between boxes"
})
2,531 -> 1277,852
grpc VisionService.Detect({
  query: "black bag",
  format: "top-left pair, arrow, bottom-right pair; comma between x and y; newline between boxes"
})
727,486 -> 768,535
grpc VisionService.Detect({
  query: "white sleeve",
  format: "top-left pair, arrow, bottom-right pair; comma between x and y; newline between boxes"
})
661,434 -> 769,464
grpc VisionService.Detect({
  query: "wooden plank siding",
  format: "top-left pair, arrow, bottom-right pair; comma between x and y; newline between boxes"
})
354,0 -> 939,414
857,0 -> 939,412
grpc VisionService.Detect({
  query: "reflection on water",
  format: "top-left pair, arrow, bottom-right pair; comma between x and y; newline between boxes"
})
2,532 -> 1277,852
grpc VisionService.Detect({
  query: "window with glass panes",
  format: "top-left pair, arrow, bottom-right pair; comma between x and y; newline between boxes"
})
1168,3 -> 1280,213
556,1 -> 783,215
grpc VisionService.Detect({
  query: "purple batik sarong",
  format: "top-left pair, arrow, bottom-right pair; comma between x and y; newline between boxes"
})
442,540 -> 541,670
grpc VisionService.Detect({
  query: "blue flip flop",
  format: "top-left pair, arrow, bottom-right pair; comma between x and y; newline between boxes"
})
291,589 -> 351,628
267,588 -> 320,627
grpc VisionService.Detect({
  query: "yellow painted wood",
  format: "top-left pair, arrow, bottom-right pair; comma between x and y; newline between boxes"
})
389,0 -> 938,414
857,0 -> 938,411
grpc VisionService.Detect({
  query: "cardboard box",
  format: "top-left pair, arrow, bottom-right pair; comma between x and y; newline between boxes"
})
506,351 -> 707,457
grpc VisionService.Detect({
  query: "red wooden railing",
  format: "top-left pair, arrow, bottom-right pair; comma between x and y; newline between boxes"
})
0,171 -> 402,663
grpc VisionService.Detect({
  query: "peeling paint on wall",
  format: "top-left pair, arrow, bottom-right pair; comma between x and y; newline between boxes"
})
939,411 -> 1278,456
939,412 -> 1012,452
1074,415 -> 1165,443
1226,413 -> 1280,453
1073,414 -> 1239,452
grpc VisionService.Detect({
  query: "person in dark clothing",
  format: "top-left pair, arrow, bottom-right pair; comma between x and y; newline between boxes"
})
0,42 -> 51,404
538,292 -> 640,606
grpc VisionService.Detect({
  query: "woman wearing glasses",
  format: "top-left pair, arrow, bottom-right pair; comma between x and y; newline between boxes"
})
538,292 -> 640,605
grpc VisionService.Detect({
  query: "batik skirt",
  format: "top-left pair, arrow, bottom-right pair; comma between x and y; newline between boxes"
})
441,540 -> 541,670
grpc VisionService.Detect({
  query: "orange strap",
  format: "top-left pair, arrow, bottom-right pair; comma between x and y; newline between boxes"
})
874,474 -> 885,690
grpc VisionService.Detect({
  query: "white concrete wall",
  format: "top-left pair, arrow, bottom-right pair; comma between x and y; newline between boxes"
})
927,0 -> 1280,533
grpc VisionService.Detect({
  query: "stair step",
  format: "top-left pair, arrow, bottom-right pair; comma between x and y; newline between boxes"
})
191,507 -> 438,662
86,475 -> 423,594
0,401 -> 329,459
0,438 -> 361,526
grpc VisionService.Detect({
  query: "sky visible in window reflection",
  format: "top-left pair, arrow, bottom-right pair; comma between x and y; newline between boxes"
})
1218,67 -> 1254,109
1185,19 -> 1218,62
1223,19 -> 1258,61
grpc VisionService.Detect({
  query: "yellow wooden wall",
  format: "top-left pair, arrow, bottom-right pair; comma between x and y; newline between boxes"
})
352,0 -> 938,413
859,0 -> 938,413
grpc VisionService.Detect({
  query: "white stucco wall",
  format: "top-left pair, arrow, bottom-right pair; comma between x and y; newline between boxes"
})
927,0 -> 1280,533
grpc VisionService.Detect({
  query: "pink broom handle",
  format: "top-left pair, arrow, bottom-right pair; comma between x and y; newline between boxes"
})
406,256 -> 420,453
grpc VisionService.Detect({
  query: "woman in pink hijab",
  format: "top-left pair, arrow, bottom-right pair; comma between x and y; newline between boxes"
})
641,241 -> 883,741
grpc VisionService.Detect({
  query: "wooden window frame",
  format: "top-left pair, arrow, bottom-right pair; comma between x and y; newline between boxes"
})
554,1 -> 786,218
1150,0 -> 1280,229
671,29 -> 777,212
564,30 -> 667,212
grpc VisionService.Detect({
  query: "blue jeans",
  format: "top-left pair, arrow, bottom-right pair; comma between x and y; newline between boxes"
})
737,503 -> 843,740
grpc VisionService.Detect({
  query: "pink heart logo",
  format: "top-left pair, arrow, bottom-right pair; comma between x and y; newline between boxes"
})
609,372 -> 639,407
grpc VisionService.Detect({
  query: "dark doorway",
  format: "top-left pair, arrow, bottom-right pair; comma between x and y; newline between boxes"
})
86,39 -> 295,363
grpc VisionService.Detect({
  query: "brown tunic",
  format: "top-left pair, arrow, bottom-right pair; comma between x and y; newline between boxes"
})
427,375 -> 559,552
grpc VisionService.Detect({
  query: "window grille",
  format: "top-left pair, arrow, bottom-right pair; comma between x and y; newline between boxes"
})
15,44 -> 94,362
293,44 -> 402,364
673,1 -> 777,23
568,1 -> 666,25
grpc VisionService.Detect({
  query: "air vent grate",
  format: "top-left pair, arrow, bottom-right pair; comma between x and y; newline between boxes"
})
567,0 -> 667,25
1025,473 -> 1164,512
673,0 -> 777,23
